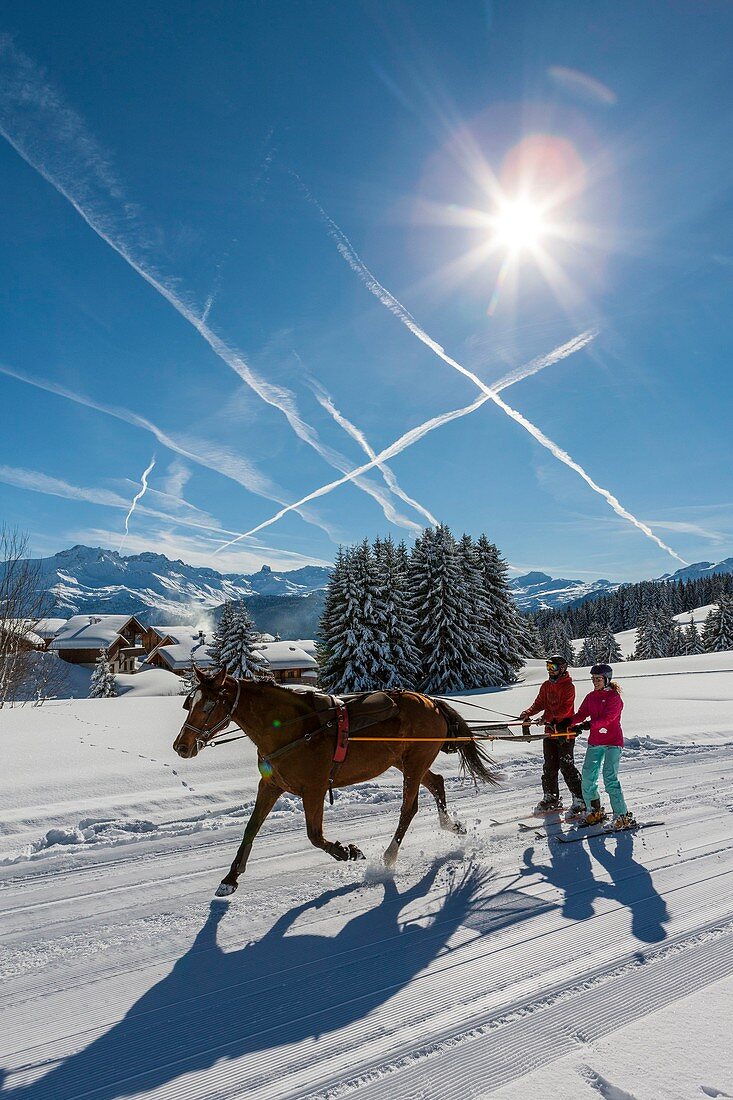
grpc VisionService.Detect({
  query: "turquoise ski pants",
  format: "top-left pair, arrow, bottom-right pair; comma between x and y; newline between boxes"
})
581,745 -> 627,815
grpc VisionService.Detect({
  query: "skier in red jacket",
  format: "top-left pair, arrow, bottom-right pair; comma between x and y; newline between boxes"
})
520,655 -> 585,816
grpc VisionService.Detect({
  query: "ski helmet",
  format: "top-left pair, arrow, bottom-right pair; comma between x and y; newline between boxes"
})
546,654 -> 567,671
590,663 -> 613,682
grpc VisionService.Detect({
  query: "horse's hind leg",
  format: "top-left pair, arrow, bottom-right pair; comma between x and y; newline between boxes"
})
421,770 -> 466,835
216,778 -> 282,898
384,770 -> 423,868
302,789 -> 365,862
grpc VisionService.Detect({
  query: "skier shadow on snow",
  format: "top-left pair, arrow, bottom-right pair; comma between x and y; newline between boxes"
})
2,857 -> 492,1100
520,832 -> 669,943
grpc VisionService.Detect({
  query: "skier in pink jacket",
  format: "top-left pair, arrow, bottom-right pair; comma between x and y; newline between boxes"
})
569,663 -> 635,830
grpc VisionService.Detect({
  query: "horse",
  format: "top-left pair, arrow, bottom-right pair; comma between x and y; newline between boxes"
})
173,667 -> 498,898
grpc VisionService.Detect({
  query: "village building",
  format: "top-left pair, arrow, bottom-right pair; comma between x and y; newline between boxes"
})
50,615 -> 146,673
257,640 -> 318,685
32,618 -> 69,649
142,629 -> 214,675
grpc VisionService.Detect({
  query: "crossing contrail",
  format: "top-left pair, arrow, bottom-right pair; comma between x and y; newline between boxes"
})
119,457 -> 156,550
0,39 -> 425,535
303,189 -> 687,565
213,333 -> 594,551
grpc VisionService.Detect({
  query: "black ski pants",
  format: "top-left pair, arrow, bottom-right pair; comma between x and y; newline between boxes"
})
542,734 -> 583,801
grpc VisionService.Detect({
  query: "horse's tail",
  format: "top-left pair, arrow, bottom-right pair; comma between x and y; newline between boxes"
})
432,697 -> 500,786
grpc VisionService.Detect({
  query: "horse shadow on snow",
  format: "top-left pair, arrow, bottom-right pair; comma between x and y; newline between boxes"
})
3,857 -> 507,1100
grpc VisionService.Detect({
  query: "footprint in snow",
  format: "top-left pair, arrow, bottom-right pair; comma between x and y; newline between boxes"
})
701,1088 -> 732,1098
578,1065 -> 637,1100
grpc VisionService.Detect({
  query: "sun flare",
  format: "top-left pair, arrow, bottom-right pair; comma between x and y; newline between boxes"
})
491,198 -> 546,252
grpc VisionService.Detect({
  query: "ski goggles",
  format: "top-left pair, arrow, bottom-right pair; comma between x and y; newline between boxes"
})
546,661 -> 563,673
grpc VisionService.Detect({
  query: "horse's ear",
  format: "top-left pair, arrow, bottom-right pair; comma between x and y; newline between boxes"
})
194,664 -> 207,683
212,666 -> 227,688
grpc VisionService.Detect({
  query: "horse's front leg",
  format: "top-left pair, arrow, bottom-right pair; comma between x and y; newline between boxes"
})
384,769 -> 423,868
215,778 -> 282,898
302,788 -> 365,862
421,769 -> 466,835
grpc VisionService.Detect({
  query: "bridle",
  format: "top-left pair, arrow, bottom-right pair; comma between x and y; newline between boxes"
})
181,678 -> 243,752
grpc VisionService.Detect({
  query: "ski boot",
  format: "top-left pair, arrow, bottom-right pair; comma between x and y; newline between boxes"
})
612,811 -> 637,831
533,795 -> 563,815
580,800 -> 607,827
564,797 -> 586,822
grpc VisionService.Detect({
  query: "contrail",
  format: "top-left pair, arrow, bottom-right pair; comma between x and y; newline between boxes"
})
214,334 -> 591,551
119,457 -> 156,550
306,375 -> 438,527
0,361 -> 338,542
0,39 -> 422,534
303,188 -> 687,565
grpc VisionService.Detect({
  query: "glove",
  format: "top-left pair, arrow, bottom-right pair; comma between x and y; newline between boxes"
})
519,711 -> 530,722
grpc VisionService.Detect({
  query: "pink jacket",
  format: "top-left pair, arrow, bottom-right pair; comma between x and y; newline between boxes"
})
572,688 -> 624,747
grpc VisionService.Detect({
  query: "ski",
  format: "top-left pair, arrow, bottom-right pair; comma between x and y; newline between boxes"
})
556,820 -> 666,844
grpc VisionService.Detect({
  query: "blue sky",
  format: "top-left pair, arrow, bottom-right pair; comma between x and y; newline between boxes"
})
1,0 -> 732,582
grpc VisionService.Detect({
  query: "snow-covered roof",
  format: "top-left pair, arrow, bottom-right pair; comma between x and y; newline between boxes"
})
32,618 -> 69,640
288,638 -> 317,658
146,636 -> 213,671
150,625 -> 203,645
50,615 -> 137,651
257,641 -> 318,670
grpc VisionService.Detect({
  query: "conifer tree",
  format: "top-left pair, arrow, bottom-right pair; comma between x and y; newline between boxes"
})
208,601 -> 235,670
407,525 -> 476,692
456,533 -> 502,687
89,648 -> 117,698
475,534 -> 524,684
684,616 -> 705,656
702,594 -> 733,652
598,621 -> 623,663
372,536 -> 421,689
318,541 -> 387,692
217,603 -> 272,680
668,622 -> 685,657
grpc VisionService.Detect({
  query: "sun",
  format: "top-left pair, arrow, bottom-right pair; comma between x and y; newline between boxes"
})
490,197 -> 547,252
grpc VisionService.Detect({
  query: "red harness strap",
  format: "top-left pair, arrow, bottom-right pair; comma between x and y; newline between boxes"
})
328,699 -> 350,804
333,700 -> 350,763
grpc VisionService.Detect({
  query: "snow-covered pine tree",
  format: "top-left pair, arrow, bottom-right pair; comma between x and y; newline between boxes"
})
668,622 -> 685,657
372,536 -> 421,689
684,616 -> 705,656
407,525 -> 477,693
317,547 -> 350,690
318,541 -> 388,692
598,621 -> 623,663
218,603 -> 272,680
633,606 -> 675,659
179,662 -> 194,695
702,594 -> 733,652
474,534 -> 524,684
455,533 -> 502,687
89,648 -> 117,698
516,614 -> 545,661
577,618 -> 604,665
208,601 -> 235,670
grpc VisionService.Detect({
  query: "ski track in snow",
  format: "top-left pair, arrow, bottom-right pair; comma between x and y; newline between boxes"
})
1,659 -> 732,1098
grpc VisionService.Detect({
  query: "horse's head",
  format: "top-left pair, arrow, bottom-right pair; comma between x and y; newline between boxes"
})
174,666 -> 236,759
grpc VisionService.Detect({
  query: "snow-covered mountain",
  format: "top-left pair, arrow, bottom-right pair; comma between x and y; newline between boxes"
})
21,545 -> 331,622
657,557 -> 733,583
510,571 -> 616,611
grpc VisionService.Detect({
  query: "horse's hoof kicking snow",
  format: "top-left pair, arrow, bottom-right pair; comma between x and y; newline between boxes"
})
214,882 -> 237,899
347,844 -> 366,861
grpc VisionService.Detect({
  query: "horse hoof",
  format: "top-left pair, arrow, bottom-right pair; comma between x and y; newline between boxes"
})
348,845 -> 365,861
214,882 -> 237,899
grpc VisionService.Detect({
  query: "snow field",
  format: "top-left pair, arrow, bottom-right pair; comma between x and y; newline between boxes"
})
0,652 -> 732,1098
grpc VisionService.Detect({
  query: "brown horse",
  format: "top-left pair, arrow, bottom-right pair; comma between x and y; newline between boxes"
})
173,668 -> 498,898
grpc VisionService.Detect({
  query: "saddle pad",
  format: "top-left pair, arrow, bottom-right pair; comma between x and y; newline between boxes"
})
341,690 -> 398,733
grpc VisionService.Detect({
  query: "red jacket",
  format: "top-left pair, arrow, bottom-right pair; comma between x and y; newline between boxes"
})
572,688 -> 624,747
523,673 -> 575,729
